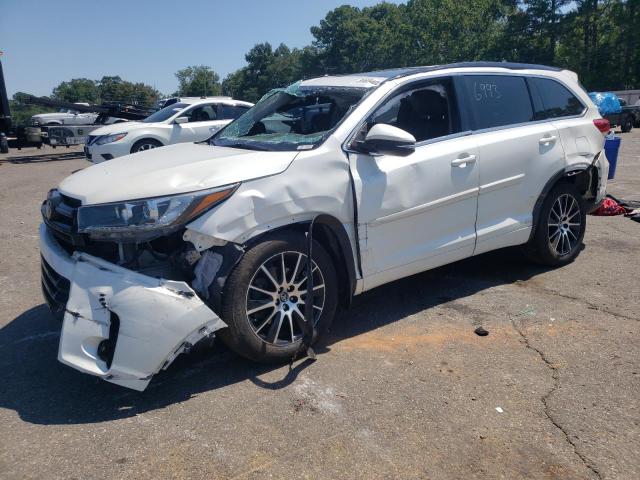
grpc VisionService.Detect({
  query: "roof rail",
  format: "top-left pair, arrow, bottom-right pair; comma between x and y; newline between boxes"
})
349,62 -> 563,82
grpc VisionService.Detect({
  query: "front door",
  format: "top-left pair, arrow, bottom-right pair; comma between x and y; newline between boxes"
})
348,78 -> 480,291
173,104 -> 227,143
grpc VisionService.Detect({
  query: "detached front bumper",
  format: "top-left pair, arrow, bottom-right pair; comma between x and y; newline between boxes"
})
39,223 -> 227,391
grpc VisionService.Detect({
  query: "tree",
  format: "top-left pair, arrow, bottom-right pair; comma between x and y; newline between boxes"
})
310,3 -> 411,73
97,76 -> 159,105
9,92 -> 57,126
222,43 -> 305,102
175,65 -> 222,97
51,78 -> 99,103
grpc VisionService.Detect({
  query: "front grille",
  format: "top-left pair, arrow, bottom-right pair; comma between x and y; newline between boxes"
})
41,256 -> 71,321
43,192 -> 121,263
42,193 -> 82,255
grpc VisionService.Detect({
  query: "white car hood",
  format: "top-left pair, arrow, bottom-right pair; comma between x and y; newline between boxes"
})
89,121 -> 147,136
59,142 -> 298,204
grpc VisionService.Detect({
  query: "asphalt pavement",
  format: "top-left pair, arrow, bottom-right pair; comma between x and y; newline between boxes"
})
0,133 -> 638,480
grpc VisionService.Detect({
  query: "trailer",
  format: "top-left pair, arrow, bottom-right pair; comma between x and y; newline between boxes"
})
0,58 -> 157,153
24,95 -> 156,147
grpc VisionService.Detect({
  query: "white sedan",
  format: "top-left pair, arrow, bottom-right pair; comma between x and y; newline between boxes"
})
84,97 -> 252,163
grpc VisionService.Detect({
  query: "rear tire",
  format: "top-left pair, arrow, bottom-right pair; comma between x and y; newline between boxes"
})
0,136 -> 8,154
130,138 -> 162,153
524,183 -> 586,267
621,115 -> 633,133
218,232 -> 338,363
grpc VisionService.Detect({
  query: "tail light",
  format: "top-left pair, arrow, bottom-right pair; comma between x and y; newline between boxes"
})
593,118 -> 610,134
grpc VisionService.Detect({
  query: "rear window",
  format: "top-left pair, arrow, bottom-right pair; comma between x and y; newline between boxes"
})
463,75 -> 534,130
529,78 -> 585,119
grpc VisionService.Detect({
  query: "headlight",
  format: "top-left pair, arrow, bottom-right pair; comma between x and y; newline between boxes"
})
77,184 -> 238,240
95,132 -> 128,145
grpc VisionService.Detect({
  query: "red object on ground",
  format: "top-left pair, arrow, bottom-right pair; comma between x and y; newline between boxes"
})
591,197 -> 627,216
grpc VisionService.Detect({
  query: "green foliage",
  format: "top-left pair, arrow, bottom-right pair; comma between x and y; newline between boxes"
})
222,43 -> 305,102
97,76 -> 160,105
175,65 -> 222,97
9,92 -> 56,127
220,0 -> 640,102
10,76 -> 160,126
51,78 -> 99,103
12,0 -> 639,127
49,75 -> 159,105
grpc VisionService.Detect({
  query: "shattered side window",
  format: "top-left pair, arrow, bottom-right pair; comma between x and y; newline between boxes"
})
212,84 -> 370,151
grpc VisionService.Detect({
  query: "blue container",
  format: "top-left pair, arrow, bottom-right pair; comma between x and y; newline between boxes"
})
604,137 -> 621,180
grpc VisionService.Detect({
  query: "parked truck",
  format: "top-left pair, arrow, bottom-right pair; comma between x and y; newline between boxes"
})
24,95 -> 156,147
595,92 -> 640,133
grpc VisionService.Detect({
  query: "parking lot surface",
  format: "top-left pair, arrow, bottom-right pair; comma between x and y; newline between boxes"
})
0,134 -> 639,480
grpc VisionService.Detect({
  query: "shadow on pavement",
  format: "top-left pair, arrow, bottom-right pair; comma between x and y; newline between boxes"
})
0,248 -> 551,425
0,151 -> 86,164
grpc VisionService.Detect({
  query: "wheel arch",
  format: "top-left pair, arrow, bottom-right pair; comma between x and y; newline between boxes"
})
243,216 -> 357,308
130,135 -> 164,153
530,162 -> 599,241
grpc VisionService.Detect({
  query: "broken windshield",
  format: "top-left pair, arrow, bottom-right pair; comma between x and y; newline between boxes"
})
211,84 -> 370,151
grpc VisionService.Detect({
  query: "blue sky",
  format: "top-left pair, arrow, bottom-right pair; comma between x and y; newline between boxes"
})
0,0 -> 399,97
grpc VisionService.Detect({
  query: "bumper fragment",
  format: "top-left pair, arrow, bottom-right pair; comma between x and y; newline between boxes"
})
39,223 -> 227,391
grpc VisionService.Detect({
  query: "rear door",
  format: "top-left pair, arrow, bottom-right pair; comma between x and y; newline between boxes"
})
460,74 -> 566,255
527,77 -> 597,166
173,104 -> 227,142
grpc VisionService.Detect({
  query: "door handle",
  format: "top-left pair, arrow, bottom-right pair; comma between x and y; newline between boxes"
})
451,154 -> 477,167
539,135 -> 557,144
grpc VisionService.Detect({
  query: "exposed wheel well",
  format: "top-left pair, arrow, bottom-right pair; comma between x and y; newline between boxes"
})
531,165 -> 600,238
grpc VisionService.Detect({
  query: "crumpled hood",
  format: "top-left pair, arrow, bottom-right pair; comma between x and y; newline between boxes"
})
89,121 -> 146,136
59,143 -> 298,204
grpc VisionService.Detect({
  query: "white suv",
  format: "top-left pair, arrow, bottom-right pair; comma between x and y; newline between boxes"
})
40,62 -> 609,390
84,97 -> 253,162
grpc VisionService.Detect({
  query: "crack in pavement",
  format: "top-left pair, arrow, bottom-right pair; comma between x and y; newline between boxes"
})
527,284 -> 639,323
510,316 -> 603,480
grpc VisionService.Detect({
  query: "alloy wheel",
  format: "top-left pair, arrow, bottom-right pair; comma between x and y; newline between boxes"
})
548,193 -> 582,256
245,251 -> 325,346
137,143 -> 157,152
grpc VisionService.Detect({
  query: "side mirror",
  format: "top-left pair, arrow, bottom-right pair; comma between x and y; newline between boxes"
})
174,116 -> 188,125
361,124 -> 416,156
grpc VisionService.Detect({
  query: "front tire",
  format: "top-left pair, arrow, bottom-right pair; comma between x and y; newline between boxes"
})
525,183 -> 586,266
621,116 -> 633,133
130,138 -> 162,153
218,232 -> 338,363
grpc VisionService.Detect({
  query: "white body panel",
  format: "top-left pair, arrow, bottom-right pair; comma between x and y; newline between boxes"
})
40,64 -> 608,390
350,135 -> 480,290
472,122 -> 566,254
85,98 -> 252,163
40,224 -> 226,391
32,110 -> 97,126
60,142 -> 297,204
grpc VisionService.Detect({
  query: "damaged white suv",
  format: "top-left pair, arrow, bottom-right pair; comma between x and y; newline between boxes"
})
40,63 -> 609,390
